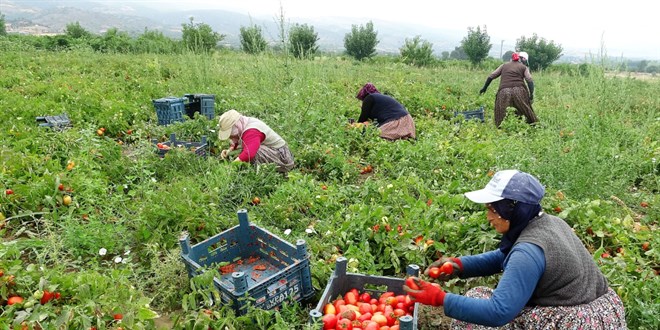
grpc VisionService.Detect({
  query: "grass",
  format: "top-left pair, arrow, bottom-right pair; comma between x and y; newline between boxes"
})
0,48 -> 658,329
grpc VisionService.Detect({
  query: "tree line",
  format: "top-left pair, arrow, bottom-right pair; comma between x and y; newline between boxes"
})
4,12 -> 654,73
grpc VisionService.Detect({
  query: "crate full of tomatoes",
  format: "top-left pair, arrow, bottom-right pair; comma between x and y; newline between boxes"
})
309,257 -> 420,330
179,209 -> 314,314
152,133 -> 208,157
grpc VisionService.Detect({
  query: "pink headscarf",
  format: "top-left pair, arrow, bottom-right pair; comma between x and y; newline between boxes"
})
356,83 -> 381,100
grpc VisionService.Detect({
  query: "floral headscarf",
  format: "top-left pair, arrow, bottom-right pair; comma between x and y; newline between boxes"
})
356,83 -> 381,100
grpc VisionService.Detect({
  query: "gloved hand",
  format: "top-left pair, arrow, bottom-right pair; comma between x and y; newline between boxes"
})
425,257 -> 462,281
403,277 -> 446,306
220,149 -> 231,159
479,87 -> 487,95
479,77 -> 493,95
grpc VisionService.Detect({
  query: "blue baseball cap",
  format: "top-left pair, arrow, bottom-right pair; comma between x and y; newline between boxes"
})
464,170 -> 545,205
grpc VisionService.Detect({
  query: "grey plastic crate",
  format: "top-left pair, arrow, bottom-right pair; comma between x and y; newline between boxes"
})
153,97 -> 187,125
184,94 -> 215,120
179,209 -> 314,314
309,257 -> 420,330
453,106 -> 485,122
152,133 -> 208,158
36,113 -> 71,130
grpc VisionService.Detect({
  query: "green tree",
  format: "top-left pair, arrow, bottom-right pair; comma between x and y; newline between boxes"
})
515,34 -> 563,71
0,12 -> 7,36
441,51 -> 450,60
65,22 -> 91,39
461,25 -> 491,66
136,28 -> 177,54
239,24 -> 267,54
289,23 -> 319,59
344,21 -> 379,61
181,17 -> 224,53
399,35 -> 435,67
449,46 -> 467,60
94,28 -> 132,53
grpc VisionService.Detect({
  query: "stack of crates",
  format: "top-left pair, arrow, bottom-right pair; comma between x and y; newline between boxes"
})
152,133 -> 208,158
309,257 -> 421,330
153,97 -> 187,126
179,209 -> 314,314
184,94 -> 215,120
36,113 -> 72,130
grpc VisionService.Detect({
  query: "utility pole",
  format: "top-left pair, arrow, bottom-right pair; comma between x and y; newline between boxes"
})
500,40 -> 504,60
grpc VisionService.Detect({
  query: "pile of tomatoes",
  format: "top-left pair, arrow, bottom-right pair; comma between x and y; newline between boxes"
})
320,288 -> 415,330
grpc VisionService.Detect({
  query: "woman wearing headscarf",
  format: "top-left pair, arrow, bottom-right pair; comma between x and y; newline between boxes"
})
479,52 -> 538,128
355,82 -> 416,140
217,109 -> 294,173
404,170 -> 627,329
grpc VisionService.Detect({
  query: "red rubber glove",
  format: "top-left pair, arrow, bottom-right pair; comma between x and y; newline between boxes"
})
403,277 -> 446,306
425,257 -> 462,281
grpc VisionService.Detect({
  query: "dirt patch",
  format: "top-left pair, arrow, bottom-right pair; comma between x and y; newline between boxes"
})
153,313 -> 175,330
417,305 -> 452,330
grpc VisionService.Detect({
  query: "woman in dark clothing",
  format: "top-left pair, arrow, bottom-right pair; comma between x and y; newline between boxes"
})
479,52 -> 538,128
404,170 -> 627,329
355,83 -> 416,140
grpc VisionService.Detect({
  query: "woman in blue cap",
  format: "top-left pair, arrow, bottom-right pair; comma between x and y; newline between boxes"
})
404,170 -> 627,329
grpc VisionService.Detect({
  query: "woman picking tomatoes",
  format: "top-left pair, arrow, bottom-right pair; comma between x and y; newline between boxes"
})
404,170 -> 627,329
354,82 -> 416,141
217,109 -> 295,174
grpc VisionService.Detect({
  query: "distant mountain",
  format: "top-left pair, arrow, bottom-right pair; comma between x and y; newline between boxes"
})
0,0 -> 643,61
1,0 -> 468,55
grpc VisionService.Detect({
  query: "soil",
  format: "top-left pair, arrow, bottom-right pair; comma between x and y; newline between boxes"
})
417,305 -> 453,330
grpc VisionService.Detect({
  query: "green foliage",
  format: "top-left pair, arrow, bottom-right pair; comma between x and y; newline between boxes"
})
0,47 -> 657,329
135,28 -> 179,54
289,23 -> 319,59
181,17 -> 224,53
344,21 -> 379,61
516,34 -> 563,71
399,35 -> 435,67
450,46 -> 467,60
65,21 -> 91,39
0,12 -> 6,36
462,25 -> 492,66
239,24 -> 268,54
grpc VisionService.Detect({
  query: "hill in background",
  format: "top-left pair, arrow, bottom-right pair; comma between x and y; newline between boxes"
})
0,0 -> 623,62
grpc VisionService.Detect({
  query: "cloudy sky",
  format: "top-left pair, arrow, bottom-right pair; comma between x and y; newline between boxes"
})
137,0 -> 659,59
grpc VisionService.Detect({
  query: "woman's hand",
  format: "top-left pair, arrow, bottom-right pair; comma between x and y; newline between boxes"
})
403,277 -> 446,306
425,257 -> 462,281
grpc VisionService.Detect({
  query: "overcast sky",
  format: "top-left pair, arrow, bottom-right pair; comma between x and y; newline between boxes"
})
142,0 -> 658,59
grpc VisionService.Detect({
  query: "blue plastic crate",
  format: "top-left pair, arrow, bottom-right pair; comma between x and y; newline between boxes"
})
184,94 -> 215,120
179,209 -> 314,314
153,97 -> 187,126
36,113 -> 71,130
309,257 -> 421,330
152,133 -> 208,158
453,106 -> 485,122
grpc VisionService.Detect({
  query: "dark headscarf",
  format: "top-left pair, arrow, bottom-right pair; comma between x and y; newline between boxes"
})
491,198 -> 542,255
356,83 -> 380,100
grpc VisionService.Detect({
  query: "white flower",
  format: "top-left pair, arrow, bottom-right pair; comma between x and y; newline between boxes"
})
114,256 -> 123,263
99,248 -> 107,256
284,229 -> 292,236
305,228 -> 314,234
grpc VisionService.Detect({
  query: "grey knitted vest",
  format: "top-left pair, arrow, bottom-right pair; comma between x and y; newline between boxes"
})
515,213 -> 608,306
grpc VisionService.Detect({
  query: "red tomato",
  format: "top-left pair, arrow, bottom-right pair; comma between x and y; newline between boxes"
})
406,277 -> 419,290
41,290 -> 54,305
336,318 -> 353,330
58,184 -> 64,191
357,312 -> 372,322
363,322 -> 379,330
359,302 -> 372,315
340,309 -> 357,321
5,189 -> 14,195
322,314 -> 337,330
439,262 -> 454,275
344,291 -> 358,305
371,314 -> 388,327
428,267 -> 442,279
7,296 -> 23,305
113,313 -> 123,320
359,292 -> 371,303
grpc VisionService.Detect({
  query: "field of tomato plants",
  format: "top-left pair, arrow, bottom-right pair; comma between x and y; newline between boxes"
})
0,43 -> 658,329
